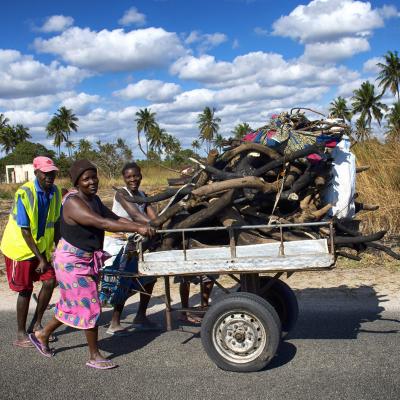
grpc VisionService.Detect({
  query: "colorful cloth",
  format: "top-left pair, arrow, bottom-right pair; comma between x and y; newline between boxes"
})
99,238 -> 156,306
53,238 -> 110,329
244,111 -> 343,158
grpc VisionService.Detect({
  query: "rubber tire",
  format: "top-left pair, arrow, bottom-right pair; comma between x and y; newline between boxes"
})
201,292 -> 281,372
258,277 -> 299,338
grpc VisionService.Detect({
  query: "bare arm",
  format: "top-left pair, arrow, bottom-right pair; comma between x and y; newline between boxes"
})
63,197 -> 154,236
115,192 -> 151,224
146,204 -> 158,220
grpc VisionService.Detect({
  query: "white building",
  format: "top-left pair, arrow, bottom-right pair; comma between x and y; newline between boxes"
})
5,164 -> 35,184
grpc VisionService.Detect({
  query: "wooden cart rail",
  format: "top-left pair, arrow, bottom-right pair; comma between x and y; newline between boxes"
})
137,221 -> 335,276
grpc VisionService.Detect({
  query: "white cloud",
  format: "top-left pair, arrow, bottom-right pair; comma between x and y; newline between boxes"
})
34,27 -> 186,73
363,56 -> 384,73
60,92 -> 100,115
272,0 -> 397,43
2,110 -> 50,127
0,49 -> 89,98
170,52 -> 359,88
0,92 -> 67,112
232,39 -> 240,49
254,27 -> 269,36
336,78 -> 366,97
378,4 -> 400,18
203,33 -> 227,48
185,31 -> 228,52
303,37 -> 370,63
38,15 -> 74,32
113,79 -> 181,102
0,91 -> 99,114
171,54 -> 232,83
118,7 -> 146,26
185,31 -> 201,44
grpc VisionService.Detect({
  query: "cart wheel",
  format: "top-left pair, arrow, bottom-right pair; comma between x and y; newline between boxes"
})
258,277 -> 299,338
201,292 -> 281,372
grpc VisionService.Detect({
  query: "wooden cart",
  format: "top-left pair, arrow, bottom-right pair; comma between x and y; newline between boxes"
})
103,221 -> 335,372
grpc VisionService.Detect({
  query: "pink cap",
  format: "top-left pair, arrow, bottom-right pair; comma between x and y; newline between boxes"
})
33,156 -> 59,173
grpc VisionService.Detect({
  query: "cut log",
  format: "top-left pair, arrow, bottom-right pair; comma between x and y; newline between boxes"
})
191,176 -> 282,198
334,230 -> 387,245
174,190 -> 235,229
195,149 -> 219,187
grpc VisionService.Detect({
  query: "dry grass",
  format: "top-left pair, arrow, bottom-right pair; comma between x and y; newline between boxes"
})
352,140 -> 400,236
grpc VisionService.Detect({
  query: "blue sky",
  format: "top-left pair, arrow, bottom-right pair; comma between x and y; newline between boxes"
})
0,0 -> 399,157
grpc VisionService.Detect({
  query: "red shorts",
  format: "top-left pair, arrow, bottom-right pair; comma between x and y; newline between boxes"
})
4,256 -> 56,292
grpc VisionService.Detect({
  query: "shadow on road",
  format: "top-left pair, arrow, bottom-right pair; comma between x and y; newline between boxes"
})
43,282 -> 399,364
289,284 -> 399,340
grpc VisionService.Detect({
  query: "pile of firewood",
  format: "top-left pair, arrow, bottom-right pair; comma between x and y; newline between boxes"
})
117,109 -> 399,261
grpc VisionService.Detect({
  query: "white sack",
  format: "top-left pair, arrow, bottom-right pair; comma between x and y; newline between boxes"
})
324,135 -> 356,219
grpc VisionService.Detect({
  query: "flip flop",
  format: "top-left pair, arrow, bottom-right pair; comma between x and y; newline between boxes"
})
86,360 -> 118,370
28,333 -> 54,358
30,330 -> 57,343
13,339 -> 35,348
105,328 -> 132,337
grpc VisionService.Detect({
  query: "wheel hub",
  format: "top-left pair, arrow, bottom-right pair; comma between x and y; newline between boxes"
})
213,311 -> 267,363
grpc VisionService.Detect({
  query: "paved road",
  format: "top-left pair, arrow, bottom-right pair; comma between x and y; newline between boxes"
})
0,288 -> 399,400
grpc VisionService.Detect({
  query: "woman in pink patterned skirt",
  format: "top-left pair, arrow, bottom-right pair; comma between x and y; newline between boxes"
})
29,159 -> 154,370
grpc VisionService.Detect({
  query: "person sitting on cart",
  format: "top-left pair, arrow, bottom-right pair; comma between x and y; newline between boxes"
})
100,162 -> 160,334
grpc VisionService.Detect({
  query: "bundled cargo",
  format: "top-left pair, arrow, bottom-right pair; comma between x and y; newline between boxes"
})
116,109 -> 399,261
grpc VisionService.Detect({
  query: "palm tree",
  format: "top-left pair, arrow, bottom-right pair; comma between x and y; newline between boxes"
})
191,139 -> 201,154
377,50 -> 400,101
351,81 -> 387,128
232,122 -> 252,139
46,117 -> 66,157
354,117 -> 371,142
214,133 -> 225,152
0,126 -> 15,153
0,124 -> 31,153
56,107 -> 78,156
0,113 -> 10,130
385,101 -> 400,142
65,140 -> 76,156
148,124 -> 166,153
162,134 -> 181,156
197,106 -> 221,154
14,124 -> 31,143
135,108 -> 157,157
78,138 -> 92,153
329,97 -> 352,122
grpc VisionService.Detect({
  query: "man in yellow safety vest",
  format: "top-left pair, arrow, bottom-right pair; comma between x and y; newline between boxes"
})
1,156 -> 62,348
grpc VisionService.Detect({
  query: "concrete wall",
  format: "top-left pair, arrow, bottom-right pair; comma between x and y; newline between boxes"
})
5,164 -> 35,184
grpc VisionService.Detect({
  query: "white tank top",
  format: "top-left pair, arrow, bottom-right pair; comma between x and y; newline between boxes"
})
111,188 -> 146,221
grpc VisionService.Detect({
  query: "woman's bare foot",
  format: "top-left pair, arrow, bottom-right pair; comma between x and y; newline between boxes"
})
107,324 -> 126,333
31,324 -> 56,342
105,324 -> 131,336
34,329 -> 49,347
